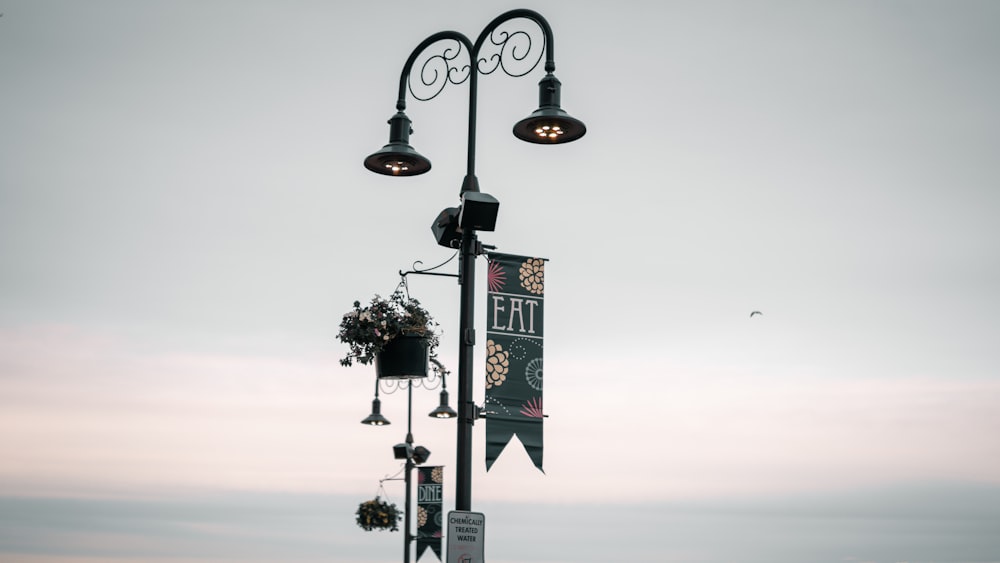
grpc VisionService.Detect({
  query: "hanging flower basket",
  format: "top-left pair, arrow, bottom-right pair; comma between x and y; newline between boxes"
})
338,290 -> 440,377
375,333 -> 430,379
356,497 -> 402,532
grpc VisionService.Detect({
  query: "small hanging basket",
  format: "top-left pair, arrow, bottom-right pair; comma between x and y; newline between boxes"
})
375,334 -> 429,379
356,497 -> 402,532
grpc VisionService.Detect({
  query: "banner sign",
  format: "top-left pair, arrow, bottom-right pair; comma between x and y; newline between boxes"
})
416,466 -> 444,561
484,253 -> 545,472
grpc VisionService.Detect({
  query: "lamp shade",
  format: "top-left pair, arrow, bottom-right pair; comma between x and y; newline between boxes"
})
361,397 -> 391,426
428,389 -> 457,418
364,111 -> 432,176
513,73 -> 586,144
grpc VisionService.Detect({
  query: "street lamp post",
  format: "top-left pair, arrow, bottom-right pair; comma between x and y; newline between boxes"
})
363,362 -> 455,563
364,9 -> 585,513
393,385 -> 430,563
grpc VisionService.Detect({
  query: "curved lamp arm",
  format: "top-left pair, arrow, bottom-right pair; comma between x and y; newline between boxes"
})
395,30 -> 474,112
472,9 -> 555,75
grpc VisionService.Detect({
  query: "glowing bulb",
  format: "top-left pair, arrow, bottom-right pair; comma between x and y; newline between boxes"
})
385,161 -> 409,174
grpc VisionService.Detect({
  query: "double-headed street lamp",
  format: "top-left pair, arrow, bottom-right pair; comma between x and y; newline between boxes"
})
364,9 -> 585,513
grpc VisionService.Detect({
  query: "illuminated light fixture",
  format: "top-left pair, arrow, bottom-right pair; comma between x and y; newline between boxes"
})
513,73 -> 586,144
385,161 -> 410,174
361,397 -> 391,426
428,357 -> 457,418
534,124 -> 564,139
364,111 -> 432,176
428,389 -> 457,419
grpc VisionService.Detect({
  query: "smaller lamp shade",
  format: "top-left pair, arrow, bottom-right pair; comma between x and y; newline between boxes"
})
428,389 -> 458,419
361,397 -> 391,426
364,111 -> 432,176
513,73 -> 586,144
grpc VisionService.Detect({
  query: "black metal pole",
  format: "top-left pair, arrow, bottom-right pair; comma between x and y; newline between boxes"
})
403,384 -> 414,563
456,229 -> 478,511
453,16 -> 482,512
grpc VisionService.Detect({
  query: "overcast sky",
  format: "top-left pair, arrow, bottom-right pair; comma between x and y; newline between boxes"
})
2,1 -> 999,562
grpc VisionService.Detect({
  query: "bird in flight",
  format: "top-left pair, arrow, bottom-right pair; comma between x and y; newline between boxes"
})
750,311 -> 762,318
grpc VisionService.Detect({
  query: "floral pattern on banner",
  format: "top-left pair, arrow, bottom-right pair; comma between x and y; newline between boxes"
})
518,258 -> 545,295
485,340 -> 509,389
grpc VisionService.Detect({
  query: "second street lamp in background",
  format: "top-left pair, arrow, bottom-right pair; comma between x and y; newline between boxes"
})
427,358 -> 458,419
362,361 -> 454,563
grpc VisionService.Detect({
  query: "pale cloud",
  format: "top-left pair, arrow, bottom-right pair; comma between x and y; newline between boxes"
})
541,354 -> 1000,500
2,325 -> 998,504
0,324 -> 373,497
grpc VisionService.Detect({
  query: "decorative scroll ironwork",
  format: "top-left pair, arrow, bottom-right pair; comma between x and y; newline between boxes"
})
410,39 -> 472,102
378,360 -> 447,394
398,252 -> 459,279
476,22 -> 545,78
406,17 -> 547,103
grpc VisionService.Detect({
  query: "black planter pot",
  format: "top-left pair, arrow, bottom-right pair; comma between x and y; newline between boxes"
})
375,334 -> 429,379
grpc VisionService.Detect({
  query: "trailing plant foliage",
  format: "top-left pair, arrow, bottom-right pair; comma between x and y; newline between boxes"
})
338,291 -> 439,367
356,497 -> 402,532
